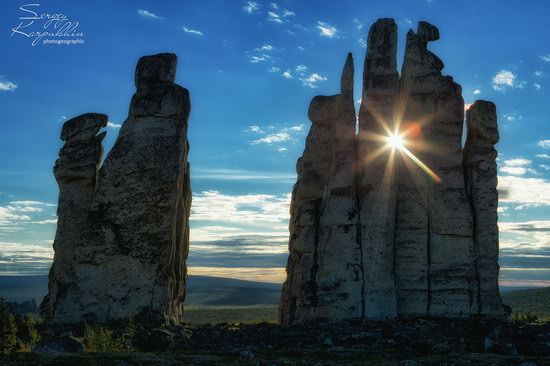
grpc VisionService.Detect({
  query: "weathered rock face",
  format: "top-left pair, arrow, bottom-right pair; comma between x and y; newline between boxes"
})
41,53 -> 191,324
280,19 -> 507,324
464,100 -> 506,318
357,18 -> 399,319
40,113 -> 107,318
279,54 -> 358,324
395,21 -> 475,319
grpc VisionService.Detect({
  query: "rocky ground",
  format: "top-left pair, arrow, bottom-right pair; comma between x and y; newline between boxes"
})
4,318 -> 550,365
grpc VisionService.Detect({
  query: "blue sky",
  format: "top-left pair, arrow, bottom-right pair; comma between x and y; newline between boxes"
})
0,0 -> 549,288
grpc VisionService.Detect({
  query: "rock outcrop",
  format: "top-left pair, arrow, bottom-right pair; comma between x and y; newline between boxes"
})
40,113 -> 107,319
41,53 -> 191,324
280,19 -> 508,324
464,100 -> 506,317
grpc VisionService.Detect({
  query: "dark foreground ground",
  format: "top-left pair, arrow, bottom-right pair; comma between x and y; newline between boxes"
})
4,317 -> 550,365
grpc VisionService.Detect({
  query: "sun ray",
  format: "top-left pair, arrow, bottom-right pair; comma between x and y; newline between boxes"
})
384,132 -> 442,184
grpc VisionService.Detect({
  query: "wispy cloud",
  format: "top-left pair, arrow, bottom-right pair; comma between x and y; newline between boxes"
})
0,81 -> 17,91
534,71 -> 544,77
534,83 -> 541,90
540,54 -> 550,62
267,4 -> 294,24
536,154 -> 550,159
353,18 -> 363,30
299,73 -> 327,88
252,132 -> 291,144
292,64 -> 327,88
247,124 -> 305,148
282,70 -> 293,79
492,70 -> 526,91
250,54 -> 272,63
193,168 -> 295,182
137,9 -> 163,20
107,122 -> 121,129
182,26 -> 203,36
502,111 -> 523,123
243,1 -> 260,14
268,66 -> 281,73
538,140 -> 550,149
473,89 -> 481,94
316,21 -> 338,38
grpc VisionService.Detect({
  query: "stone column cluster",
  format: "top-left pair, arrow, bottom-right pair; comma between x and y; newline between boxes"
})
280,19 -> 507,324
41,53 -> 191,324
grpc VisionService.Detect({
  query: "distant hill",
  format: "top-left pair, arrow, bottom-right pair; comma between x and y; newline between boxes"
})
501,286 -> 550,316
1,275 -> 548,315
0,275 -> 281,307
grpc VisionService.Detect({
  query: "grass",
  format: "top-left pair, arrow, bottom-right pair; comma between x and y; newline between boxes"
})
183,305 -> 278,324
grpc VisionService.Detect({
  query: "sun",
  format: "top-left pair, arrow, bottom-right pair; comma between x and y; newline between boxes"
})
387,133 -> 405,150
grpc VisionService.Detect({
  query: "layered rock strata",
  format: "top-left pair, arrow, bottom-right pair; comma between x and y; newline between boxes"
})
280,19 -> 508,324
41,53 -> 191,324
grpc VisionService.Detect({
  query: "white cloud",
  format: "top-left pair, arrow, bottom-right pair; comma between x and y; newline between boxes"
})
492,70 -> 526,91
534,83 -> 541,90
534,71 -> 544,77
538,140 -> 550,149
500,166 -> 528,176
540,164 -> 550,171
137,9 -> 163,19
252,132 -> 291,144
316,21 -> 338,38
289,125 -> 303,131
359,36 -> 367,48
299,73 -> 327,88
0,241 -> 54,275
282,70 -> 293,79
250,54 -> 272,63
540,54 -> 550,62
32,219 -> 57,225
268,11 -> 284,24
503,158 -> 531,167
353,18 -> 363,30
473,89 -> 481,94
282,9 -> 295,17
256,44 -> 274,51
404,18 -> 413,26
246,125 -> 264,133
278,147 -> 288,152
191,190 -> 290,224
266,5 -> 295,24
0,206 -> 31,225
293,64 -> 326,88
268,66 -> 280,73
182,26 -> 203,36
295,64 -> 307,73
499,220 -> 550,251
107,122 -> 121,129
502,111 -> 522,122
498,175 -> 550,207
243,1 -> 260,14
0,81 -> 17,91
536,154 -> 550,159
